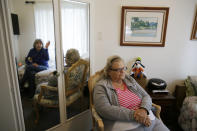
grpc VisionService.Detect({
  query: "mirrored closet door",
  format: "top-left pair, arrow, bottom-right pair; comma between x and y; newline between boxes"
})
60,0 -> 90,120
10,0 -> 91,130
10,0 -> 60,130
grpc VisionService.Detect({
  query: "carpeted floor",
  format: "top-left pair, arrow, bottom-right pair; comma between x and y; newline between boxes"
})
21,95 -> 89,131
20,89 -> 183,131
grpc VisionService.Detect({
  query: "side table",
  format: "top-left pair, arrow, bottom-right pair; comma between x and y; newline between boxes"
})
147,91 -> 176,126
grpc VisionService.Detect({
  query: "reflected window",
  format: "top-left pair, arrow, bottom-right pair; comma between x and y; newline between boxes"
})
34,2 -> 56,69
34,1 -> 89,67
61,1 -> 90,119
61,1 -> 89,59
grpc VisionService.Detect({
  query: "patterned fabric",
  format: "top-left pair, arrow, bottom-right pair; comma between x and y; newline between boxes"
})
185,76 -> 197,96
66,92 -> 81,106
34,94 -> 59,106
115,83 -> 142,110
188,76 -> 197,95
34,60 -> 87,107
178,96 -> 197,131
35,83 -> 58,100
66,64 -> 85,91
34,89 -> 81,106
18,65 -> 55,86
35,69 -> 56,85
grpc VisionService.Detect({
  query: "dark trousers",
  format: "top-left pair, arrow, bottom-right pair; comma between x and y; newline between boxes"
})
21,65 -> 47,97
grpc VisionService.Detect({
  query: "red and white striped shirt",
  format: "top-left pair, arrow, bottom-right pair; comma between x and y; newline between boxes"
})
115,83 -> 142,110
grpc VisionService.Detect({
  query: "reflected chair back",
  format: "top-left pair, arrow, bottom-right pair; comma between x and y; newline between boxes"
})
65,59 -> 89,106
88,69 -> 104,108
88,69 -> 105,131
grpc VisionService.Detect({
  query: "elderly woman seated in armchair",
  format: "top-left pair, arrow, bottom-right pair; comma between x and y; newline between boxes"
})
20,39 -> 50,98
93,55 -> 169,131
35,48 -> 80,101
64,48 -> 80,73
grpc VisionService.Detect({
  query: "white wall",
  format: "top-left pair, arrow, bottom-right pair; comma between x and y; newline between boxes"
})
9,0 -> 197,92
92,0 -> 197,92
0,40 -> 18,131
0,0 -> 21,130
11,0 -> 36,63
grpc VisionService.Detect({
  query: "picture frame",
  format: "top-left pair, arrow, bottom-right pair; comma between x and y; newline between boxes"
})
120,6 -> 169,47
191,8 -> 197,40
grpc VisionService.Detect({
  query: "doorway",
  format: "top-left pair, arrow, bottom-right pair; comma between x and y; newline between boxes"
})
9,0 -> 91,130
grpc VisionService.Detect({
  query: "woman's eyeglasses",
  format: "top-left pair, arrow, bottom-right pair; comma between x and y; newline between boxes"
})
110,67 -> 127,72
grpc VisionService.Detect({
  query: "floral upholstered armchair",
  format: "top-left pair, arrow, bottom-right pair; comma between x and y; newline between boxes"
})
178,76 -> 197,131
33,59 -> 89,124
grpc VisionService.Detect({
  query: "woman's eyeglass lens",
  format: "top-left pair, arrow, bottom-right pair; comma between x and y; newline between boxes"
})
110,67 -> 127,72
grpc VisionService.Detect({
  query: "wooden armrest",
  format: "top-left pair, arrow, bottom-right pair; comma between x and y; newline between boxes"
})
37,85 -> 57,102
37,86 -> 45,103
92,107 -> 104,131
152,103 -> 161,119
41,85 -> 58,92
66,87 -> 80,96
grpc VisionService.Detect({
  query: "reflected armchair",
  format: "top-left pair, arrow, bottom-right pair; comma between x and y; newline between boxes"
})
88,69 -> 161,131
34,59 -> 89,124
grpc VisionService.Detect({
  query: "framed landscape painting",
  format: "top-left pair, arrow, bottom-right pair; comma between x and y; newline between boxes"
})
191,8 -> 197,40
120,6 -> 169,47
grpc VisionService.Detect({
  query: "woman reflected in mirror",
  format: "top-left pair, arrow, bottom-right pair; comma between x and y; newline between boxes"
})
20,39 -> 50,98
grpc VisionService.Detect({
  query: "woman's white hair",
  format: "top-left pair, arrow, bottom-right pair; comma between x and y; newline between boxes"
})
65,48 -> 80,67
103,55 -> 124,77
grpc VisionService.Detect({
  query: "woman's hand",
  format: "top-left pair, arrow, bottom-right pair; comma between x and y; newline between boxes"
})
28,57 -> 32,63
144,117 -> 151,127
134,108 -> 151,126
45,41 -> 50,49
32,63 -> 39,67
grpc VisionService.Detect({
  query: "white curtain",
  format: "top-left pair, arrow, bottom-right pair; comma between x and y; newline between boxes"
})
34,2 -> 56,68
61,1 -> 89,58
34,1 -> 89,68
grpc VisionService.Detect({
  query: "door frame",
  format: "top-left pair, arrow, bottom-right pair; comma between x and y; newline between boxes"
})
52,0 -> 67,124
3,0 -> 95,130
50,0 -> 95,130
1,0 -> 25,130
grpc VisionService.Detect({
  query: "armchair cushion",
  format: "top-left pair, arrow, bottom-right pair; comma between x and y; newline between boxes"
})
66,92 -> 81,106
66,64 -> 85,90
178,96 -> 197,131
35,68 -> 56,85
34,94 -> 58,106
35,83 -> 58,100
34,84 -> 82,106
34,83 -> 59,106
17,65 -> 56,86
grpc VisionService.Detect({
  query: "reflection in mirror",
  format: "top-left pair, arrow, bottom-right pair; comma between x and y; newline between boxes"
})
60,0 -> 90,119
10,0 -> 60,130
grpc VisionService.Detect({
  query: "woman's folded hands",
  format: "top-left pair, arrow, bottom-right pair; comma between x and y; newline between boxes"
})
134,108 -> 151,127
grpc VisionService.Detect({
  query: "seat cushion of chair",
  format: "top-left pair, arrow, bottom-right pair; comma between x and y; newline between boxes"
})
34,91 -> 81,107
66,92 -> 81,106
180,96 -> 197,119
178,96 -> 197,130
35,69 -> 56,85
34,94 -> 58,106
